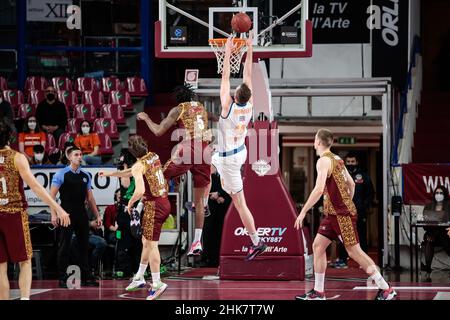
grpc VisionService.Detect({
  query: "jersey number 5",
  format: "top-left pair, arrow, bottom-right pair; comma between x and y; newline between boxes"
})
196,115 -> 205,130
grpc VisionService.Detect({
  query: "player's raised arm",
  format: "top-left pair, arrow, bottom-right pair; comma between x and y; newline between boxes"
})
243,30 -> 254,102
220,37 -> 234,116
136,107 -> 180,137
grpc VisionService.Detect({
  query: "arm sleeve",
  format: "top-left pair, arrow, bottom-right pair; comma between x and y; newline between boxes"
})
51,169 -> 65,187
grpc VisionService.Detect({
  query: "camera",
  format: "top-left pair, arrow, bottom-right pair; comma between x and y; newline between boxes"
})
114,148 -> 136,170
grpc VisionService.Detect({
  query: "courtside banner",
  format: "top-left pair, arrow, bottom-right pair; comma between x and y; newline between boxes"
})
25,166 -> 119,206
402,163 -> 450,204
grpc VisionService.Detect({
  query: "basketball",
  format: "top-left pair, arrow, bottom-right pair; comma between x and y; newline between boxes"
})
231,12 -> 252,33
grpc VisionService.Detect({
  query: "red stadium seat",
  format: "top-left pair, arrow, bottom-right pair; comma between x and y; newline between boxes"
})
27,90 -> 45,105
108,90 -> 132,110
58,132 -> 77,150
73,104 -> 97,122
3,89 -> 24,108
101,77 -> 121,93
66,118 -> 83,134
17,104 -> 36,120
97,133 -> 114,155
93,118 -> 119,139
76,77 -> 98,93
0,77 -> 8,91
52,77 -> 72,91
25,76 -> 48,92
126,77 -> 148,97
81,90 -> 105,109
99,104 -> 125,125
46,133 -> 57,153
57,90 -> 78,110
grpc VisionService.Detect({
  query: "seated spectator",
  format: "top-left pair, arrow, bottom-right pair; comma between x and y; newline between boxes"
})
18,116 -> 47,163
421,185 -> 450,281
74,120 -> 102,166
104,189 -> 121,245
57,141 -> 75,165
30,144 -> 51,165
36,86 -> 67,142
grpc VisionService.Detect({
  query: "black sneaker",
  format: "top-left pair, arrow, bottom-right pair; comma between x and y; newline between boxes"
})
245,241 -> 267,261
295,289 -> 326,300
374,286 -> 397,300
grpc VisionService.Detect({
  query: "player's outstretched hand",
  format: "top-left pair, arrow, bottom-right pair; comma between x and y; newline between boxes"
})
137,112 -> 149,121
57,209 -> 71,227
294,211 -> 306,230
246,30 -> 253,47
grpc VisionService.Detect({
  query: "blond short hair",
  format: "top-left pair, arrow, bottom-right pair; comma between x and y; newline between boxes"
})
316,128 -> 334,147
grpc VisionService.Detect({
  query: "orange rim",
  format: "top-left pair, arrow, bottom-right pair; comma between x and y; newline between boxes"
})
209,38 -> 246,48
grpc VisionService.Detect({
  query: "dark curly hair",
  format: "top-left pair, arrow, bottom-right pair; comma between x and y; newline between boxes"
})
173,84 -> 196,104
0,119 -> 12,148
128,135 -> 148,159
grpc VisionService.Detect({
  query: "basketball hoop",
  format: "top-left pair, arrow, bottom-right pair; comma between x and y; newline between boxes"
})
209,38 -> 247,74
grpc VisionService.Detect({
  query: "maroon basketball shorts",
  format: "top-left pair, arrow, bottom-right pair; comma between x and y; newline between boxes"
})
141,197 -> 171,241
163,140 -> 211,188
0,210 -> 33,263
317,214 -> 360,247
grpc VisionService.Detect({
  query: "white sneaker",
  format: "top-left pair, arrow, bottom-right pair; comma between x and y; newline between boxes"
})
125,276 -> 146,292
146,282 -> 168,300
187,241 -> 203,256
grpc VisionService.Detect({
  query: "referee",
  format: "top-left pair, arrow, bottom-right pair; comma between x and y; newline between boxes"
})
50,146 -> 101,288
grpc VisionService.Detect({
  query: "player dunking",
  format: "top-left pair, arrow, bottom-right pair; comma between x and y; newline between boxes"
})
137,85 -> 212,256
294,129 -> 396,300
100,135 -> 170,300
212,32 -> 267,261
0,119 -> 70,300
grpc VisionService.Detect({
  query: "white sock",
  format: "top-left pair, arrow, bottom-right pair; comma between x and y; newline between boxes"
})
314,273 -> 325,293
193,229 -> 203,243
203,197 -> 208,207
135,263 -> 147,278
20,297 -> 30,300
371,270 -> 389,290
151,272 -> 161,287
249,232 -> 260,246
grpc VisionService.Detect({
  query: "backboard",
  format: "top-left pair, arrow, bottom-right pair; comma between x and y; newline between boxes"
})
156,0 -> 312,59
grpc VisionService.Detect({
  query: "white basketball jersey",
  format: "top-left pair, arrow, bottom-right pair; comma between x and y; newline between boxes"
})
217,101 -> 252,153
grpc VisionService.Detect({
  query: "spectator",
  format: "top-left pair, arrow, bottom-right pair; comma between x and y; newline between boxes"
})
29,144 -> 51,165
18,116 -> 47,163
421,185 -> 450,281
36,86 -> 67,142
74,120 -> 102,165
104,189 -> 121,244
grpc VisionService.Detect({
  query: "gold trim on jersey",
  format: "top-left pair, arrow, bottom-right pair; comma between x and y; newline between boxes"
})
336,215 -> 358,247
323,186 -> 337,216
177,102 -> 210,141
140,152 -> 168,198
21,210 -> 33,260
0,149 -> 27,213
142,200 -> 155,240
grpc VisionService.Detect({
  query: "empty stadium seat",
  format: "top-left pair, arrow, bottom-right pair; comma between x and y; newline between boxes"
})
57,90 -> 78,110
3,89 -> 24,108
126,76 -> 148,97
93,118 -> 119,139
82,90 -> 105,109
46,133 -> 57,153
76,77 -> 98,93
27,90 -> 45,105
108,90 -> 132,110
52,77 -> 72,91
101,77 -> 121,93
58,132 -> 77,150
73,104 -> 97,122
25,76 -> 48,92
0,76 -> 8,91
99,104 -> 125,124
97,133 -> 114,155
66,118 -> 83,134
17,104 -> 36,120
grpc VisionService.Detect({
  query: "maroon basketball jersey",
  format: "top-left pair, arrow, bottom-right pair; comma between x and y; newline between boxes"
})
176,101 -> 210,141
0,148 -> 28,213
140,151 -> 168,200
322,151 -> 357,216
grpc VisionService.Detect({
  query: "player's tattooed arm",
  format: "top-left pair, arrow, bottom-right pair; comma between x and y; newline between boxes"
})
137,107 -> 179,137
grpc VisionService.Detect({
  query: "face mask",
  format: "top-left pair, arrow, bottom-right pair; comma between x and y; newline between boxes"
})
34,153 -> 44,162
28,122 -> 37,130
81,126 -> 90,134
346,165 -> 357,173
435,194 -> 444,202
46,93 -> 55,101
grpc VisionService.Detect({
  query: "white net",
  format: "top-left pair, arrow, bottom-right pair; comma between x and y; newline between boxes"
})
209,39 -> 247,74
